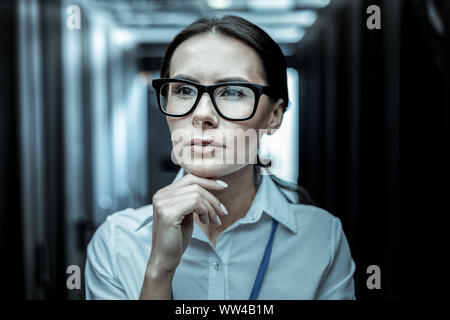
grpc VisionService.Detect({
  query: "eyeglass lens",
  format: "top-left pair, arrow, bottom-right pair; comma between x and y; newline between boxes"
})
160,82 -> 256,119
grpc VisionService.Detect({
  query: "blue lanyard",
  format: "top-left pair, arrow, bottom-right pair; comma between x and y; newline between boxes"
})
171,219 -> 278,300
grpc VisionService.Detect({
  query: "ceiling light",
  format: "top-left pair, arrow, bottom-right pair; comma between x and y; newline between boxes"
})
207,0 -> 233,9
248,0 -> 295,11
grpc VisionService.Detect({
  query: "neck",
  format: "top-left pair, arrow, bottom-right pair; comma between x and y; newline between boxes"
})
193,165 -> 259,232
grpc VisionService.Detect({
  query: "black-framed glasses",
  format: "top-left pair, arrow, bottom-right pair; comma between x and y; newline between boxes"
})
151,78 -> 275,121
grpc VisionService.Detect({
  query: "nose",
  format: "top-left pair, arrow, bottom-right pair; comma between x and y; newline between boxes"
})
191,92 -> 219,128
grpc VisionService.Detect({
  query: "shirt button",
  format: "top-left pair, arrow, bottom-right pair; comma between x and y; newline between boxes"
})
215,262 -> 220,271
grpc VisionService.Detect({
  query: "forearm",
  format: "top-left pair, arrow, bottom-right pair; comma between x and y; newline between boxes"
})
139,263 -> 175,300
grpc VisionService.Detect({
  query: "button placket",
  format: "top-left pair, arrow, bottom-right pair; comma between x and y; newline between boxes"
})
208,252 -> 225,299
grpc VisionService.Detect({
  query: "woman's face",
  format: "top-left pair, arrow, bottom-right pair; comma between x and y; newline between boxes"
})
167,32 -> 284,179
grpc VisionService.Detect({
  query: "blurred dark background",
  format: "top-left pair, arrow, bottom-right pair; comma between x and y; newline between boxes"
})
0,0 -> 448,300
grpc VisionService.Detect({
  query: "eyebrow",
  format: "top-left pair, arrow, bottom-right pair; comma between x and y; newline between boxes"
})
172,74 -> 250,84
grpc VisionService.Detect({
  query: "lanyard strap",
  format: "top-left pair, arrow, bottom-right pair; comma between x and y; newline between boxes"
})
248,219 -> 278,300
171,219 -> 279,300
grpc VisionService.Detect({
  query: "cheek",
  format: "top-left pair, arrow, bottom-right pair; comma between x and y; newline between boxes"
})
167,117 -> 190,134
224,124 -> 261,153
167,116 -> 178,130
167,118 -> 192,149
250,97 -> 272,128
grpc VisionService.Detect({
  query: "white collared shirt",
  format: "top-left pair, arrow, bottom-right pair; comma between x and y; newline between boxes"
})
85,167 -> 356,300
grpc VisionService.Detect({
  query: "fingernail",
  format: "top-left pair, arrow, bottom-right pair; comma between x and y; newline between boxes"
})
215,215 -> 222,226
216,180 -> 228,187
220,203 -> 228,215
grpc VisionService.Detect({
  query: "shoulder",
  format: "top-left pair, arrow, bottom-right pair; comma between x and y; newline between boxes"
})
289,203 -> 344,244
85,205 -> 155,299
284,204 -> 353,273
105,204 -> 154,232
87,204 -> 154,250
291,203 -> 339,223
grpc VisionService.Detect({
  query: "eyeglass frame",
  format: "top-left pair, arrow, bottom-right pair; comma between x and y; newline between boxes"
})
151,77 -> 275,121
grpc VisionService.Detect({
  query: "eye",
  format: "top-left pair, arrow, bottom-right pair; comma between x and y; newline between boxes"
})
219,86 -> 247,98
172,85 -> 197,96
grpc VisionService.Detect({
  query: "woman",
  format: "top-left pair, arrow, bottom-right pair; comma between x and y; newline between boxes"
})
85,15 -> 356,300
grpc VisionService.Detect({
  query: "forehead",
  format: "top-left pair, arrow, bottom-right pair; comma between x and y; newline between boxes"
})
169,32 -> 266,84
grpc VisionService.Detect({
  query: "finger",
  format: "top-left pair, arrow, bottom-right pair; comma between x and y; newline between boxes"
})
169,173 -> 228,191
168,195 -> 211,225
161,193 -> 215,225
195,199 -> 210,225
200,197 -> 221,226
172,184 -> 228,216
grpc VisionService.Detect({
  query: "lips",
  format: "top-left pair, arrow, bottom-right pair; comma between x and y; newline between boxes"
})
186,137 -> 224,147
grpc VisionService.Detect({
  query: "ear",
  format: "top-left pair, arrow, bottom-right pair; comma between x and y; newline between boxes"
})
266,98 -> 285,135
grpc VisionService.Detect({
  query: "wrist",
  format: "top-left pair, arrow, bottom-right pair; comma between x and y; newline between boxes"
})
146,259 -> 176,280
140,261 -> 175,300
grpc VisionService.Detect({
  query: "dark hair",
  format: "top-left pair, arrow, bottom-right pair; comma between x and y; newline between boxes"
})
161,14 -> 315,206
160,14 -> 289,112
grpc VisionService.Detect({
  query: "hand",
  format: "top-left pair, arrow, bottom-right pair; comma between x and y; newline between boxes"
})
146,173 -> 228,274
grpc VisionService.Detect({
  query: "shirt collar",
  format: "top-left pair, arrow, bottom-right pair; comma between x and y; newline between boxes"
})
135,167 -> 298,234
243,167 -> 298,234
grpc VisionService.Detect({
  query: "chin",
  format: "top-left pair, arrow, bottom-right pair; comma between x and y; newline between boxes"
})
182,162 -> 245,179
